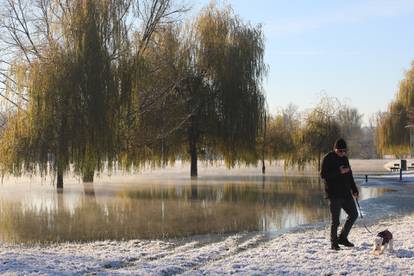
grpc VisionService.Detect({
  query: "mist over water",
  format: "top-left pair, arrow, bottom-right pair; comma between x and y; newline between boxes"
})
0,172 -> 391,243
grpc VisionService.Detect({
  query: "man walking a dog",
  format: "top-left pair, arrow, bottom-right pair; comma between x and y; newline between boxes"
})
321,138 -> 359,251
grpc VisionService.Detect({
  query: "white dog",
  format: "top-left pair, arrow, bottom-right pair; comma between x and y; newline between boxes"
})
372,229 -> 394,255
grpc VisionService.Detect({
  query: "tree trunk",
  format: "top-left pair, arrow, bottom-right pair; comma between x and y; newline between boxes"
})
262,111 -> 267,175
189,138 -> 198,177
57,168 -> 63,190
188,113 -> 198,178
57,116 -> 66,190
317,152 -> 321,172
82,170 -> 94,182
262,159 -> 265,174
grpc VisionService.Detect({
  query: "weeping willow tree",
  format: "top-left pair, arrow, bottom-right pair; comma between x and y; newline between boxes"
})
265,105 -> 300,169
119,3 -> 267,177
334,105 -> 366,158
195,4 -> 266,176
0,0 -> 117,187
0,0 -> 265,182
283,96 -> 341,171
299,111 -> 341,170
115,25 -> 189,169
161,4 -> 267,177
69,0 -> 121,183
0,0 -> 185,187
376,62 -> 414,157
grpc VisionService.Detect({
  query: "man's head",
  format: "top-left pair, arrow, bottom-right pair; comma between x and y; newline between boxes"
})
334,138 -> 347,157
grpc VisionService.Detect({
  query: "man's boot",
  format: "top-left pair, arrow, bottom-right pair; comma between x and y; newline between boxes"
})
331,242 -> 340,251
338,236 -> 354,247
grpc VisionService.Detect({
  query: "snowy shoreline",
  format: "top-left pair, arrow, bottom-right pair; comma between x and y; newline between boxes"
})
1,175 -> 414,275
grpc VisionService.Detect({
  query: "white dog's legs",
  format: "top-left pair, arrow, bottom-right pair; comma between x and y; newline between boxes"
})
372,243 -> 378,254
389,239 -> 394,252
380,243 -> 388,254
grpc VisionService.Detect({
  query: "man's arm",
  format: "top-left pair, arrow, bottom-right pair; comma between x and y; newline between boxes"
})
346,158 -> 359,196
320,154 -> 341,180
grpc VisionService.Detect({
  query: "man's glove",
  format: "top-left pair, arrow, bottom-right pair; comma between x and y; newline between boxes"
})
352,190 -> 359,198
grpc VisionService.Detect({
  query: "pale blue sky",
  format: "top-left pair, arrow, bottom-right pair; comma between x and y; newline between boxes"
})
192,0 -> 414,125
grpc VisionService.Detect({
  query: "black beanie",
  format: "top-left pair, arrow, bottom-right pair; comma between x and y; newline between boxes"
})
334,138 -> 347,149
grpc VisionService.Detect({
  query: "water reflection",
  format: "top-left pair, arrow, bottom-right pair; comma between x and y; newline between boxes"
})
0,177 -> 390,243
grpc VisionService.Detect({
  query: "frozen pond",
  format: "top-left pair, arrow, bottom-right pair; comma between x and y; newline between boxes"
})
0,175 -> 392,243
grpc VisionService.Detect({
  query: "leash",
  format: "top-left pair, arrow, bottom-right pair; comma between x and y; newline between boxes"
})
355,197 -> 374,235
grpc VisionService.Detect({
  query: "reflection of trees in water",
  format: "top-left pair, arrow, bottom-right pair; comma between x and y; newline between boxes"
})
121,177 -> 323,202
0,177 -> 381,243
83,182 -> 96,198
191,179 -> 198,200
359,187 -> 391,200
0,197 -> 260,242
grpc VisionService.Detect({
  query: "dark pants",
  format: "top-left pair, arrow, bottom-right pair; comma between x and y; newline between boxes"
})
329,196 -> 358,244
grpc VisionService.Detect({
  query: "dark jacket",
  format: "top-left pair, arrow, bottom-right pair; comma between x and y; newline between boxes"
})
320,151 -> 358,199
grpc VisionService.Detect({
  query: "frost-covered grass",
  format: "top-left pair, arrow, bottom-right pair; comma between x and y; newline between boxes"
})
193,214 -> 414,275
1,213 -> 414,275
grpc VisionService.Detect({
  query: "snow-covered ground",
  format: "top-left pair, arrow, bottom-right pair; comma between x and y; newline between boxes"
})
1,172 -> 414,275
